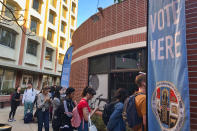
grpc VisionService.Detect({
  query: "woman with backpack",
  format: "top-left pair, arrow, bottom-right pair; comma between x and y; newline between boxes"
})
77,86 -> 97,131
52,87 -> 76,131
37,86 -> 51,131
52,90 -> 61,119
8,86 -> 21,122
61,87 -> 76,131
107,88 -> 128,131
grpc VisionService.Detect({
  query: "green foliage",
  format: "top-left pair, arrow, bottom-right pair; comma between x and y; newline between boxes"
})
114,0 -> 123,3
91,115 -> 133,131
1,87 -> 15,95
20,88 -> 26,94
91,115 -> 107,131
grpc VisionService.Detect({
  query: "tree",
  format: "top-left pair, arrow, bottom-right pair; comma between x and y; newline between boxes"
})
114,0 -> 123,3
0,1 -> 34,36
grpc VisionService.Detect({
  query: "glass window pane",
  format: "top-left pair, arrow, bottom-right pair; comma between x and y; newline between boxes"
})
26,39 -> 38,56
61,22 -> 65,32
5,3 -> 15,19
45,48 -> 53,61
49,12 -> 54,24
89,55 -> 110,74
2,70 -> 14,89
47,29 -> 53,42
60,38 -> 64,48
33,0 -> 39,11
30,19 -> 37,34
62,7 -> 67,18
111,48 -> 146,70
0,27 -> 16,49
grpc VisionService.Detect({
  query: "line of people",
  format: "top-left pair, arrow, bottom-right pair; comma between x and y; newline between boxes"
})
8,73 -> 146,131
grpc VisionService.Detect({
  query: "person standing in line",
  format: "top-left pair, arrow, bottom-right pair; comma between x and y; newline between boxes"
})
125,73 -> 146,131
37,86 -> 51,131
60,87 -> 76,131
107,88 -> 128,131
77,86 -> 98,131
8,86 -> 21,122
134,73 -> 146,131
52,90 -> 61,119
22,82 -> 37,116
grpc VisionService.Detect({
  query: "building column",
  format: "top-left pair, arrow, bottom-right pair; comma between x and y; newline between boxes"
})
15,71 -> 22,88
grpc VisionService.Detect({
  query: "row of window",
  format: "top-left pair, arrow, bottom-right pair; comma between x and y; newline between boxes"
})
0,27 -> 54,62
3,0 -> 75,36
0,68 -> 60,94
26,39 -> 54,61
0,25 -> 71,52
33,0 -> 76,14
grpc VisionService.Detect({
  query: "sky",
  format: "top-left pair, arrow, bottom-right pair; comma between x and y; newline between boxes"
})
77,0 -> 115,27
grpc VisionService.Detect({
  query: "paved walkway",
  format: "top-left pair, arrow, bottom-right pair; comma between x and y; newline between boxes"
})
0,106 -> 53,131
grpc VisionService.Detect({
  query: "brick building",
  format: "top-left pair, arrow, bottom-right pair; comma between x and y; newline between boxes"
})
70,0 -> 197,129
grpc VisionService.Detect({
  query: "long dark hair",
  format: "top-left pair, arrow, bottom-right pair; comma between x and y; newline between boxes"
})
82,86 -> 96,97
114,88 -> 128,103
54,90 -> 60,99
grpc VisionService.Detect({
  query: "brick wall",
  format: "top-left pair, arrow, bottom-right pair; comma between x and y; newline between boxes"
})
72,0 -> 147,51
69,59 -> 89,102
70,0 -> 197,129
186,0 -> 197,130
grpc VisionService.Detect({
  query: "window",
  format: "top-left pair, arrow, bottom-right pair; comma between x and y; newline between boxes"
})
2,70 -> 14,89
26,39 -> 39,56
70,29 -> 74,39
56,77 -> 60,86
22,75 -> 33,87
49,10 -> 56,25
32,0 -> 41,13
47,28 -> 54,42
89,55 -> 110,74
63,0 -> 67,4
71,16 -> 75,26
45,47 -> 53,61
62,6 -> 67,18
0,27 -> 16,49
61,21 -> 66,33
30,16 -> 39,34
50,0 -> 56,7
0,69 -> 15,94
42,75 -> 53,86
58,53 -> 64,64
71,2 -> 76,13
4,3 -> 15,19
60,37 -> 65,49
111,48 -> 146,70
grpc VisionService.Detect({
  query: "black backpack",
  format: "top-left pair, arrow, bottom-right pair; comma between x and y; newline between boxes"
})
102,101 -> 118,125
24,112 -> 33,123
52,105 -> 62,130
125,93 -> 144,128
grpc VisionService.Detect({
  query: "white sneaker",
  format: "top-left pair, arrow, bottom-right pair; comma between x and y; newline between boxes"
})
12,119 -> 16,121
8,119 -> 13,122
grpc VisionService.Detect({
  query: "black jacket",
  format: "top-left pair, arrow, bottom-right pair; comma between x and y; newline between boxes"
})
11,92 -> 20,106
54,98 -> 75,128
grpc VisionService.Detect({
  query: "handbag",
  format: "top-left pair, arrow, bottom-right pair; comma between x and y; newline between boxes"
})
88,115 -> 97,131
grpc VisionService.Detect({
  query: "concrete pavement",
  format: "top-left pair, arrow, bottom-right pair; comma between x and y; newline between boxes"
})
0,106 -> 53,131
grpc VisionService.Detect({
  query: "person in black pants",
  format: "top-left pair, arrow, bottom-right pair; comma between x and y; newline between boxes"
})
8,87 -> 21,122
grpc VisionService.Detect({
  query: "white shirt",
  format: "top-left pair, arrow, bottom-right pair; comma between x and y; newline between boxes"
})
22,88 -> 37,103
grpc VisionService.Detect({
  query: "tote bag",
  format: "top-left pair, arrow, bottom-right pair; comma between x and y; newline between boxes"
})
88,115 -> 97,131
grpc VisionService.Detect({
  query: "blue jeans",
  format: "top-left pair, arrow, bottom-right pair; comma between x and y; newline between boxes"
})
78,120 -> 88,131
24,102 -> 33,116
37,110 -> 49,131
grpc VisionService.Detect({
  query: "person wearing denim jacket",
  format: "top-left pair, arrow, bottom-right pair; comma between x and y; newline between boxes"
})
107,88 -> 128,131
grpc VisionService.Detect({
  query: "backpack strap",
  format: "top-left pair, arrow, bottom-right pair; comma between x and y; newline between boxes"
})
122,93 -> 145,121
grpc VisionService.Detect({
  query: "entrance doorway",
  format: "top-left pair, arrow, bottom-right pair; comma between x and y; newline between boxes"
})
109,72 -> 139,101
